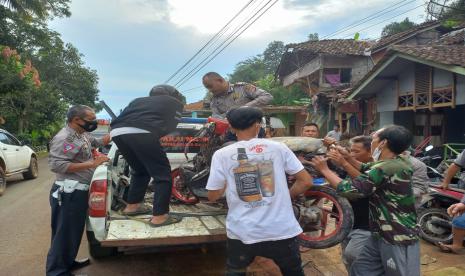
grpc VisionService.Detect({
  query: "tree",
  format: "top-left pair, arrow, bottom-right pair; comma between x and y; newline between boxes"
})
263,41 -> 285,75
439,0 -> 465,22
228,56 -> 266,83
0,0 -> 70,19
307,33 -> 319,41
381,17 -> 418,37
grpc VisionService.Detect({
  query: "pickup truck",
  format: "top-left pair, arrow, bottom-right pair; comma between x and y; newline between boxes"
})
0,128 -> 39,195
86,120 -> 228,258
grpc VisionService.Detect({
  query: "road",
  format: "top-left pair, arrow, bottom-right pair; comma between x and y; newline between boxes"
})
2,157 -> 464,276
0,157 -> 227,276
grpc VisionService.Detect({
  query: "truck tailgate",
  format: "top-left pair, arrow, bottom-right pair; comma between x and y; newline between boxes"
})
101,203 -> 227,247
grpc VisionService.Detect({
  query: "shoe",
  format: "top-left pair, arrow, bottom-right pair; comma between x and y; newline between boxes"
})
70,258 -> 91,271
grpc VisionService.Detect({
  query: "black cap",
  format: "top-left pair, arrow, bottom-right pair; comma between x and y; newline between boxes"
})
226,106 -> 263,130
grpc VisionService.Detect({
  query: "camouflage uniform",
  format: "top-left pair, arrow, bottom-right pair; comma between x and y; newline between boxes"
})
337,156 -> 420,276
210,82 -> 273,118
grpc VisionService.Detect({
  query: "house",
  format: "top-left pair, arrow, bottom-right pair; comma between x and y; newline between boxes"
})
276,39 -> 375,135
347,27 -> 465,146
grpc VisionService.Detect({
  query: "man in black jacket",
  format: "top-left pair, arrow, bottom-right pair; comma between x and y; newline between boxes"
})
110,85 -> 184,226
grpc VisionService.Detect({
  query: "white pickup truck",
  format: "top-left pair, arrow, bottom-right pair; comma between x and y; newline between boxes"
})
86,121 -> 228,258
0,128 -> 39,195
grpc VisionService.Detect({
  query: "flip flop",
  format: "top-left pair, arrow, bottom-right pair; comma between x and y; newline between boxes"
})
120,205 -> 152,216
148,214 -> 183,228
436,242 -> 460,254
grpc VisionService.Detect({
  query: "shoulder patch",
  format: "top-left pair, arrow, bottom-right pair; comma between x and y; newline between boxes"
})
63,143 -> 76,153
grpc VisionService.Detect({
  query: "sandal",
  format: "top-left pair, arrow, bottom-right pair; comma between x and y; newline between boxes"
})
436,242 -> 461,254
148,214 -> 183,228
120,205 -> 152,216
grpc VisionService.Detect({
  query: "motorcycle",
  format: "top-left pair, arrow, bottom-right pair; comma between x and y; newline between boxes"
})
417,183 -> 465,244
170,117 -> 354,249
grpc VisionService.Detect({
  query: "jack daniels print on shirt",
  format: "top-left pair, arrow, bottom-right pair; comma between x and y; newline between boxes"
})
229,147 -> 276,208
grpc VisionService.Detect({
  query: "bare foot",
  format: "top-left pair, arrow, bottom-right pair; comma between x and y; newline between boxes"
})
150,214 -> 169,225
123,203 -> 143,213
437,242 -> 463,254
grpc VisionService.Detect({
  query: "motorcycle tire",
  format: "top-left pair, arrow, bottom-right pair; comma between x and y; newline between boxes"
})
297,185 -> 354,249
418,208 -> 453,244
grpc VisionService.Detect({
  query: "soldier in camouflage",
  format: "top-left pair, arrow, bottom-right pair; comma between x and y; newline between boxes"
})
202,72 -> 273,119
311,125 -> 420,276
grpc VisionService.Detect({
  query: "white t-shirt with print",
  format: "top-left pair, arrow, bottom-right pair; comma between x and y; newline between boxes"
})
206,138 -> 304,244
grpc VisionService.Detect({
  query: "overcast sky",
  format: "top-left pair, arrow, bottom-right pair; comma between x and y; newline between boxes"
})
49,0 -> 426,118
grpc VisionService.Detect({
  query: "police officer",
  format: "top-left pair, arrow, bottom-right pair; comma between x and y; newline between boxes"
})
202,72 -> 273,119
46,105 -> 110,276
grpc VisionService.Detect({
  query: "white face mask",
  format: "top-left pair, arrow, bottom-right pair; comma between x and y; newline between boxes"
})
371,141 -> 385,162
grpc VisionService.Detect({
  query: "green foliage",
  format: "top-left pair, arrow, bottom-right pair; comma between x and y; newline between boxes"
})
0,1 -> 99,143
307,33 -> 319,41
381,17 -> 418,37
228,56 -> 266,83
263,41 -> 285,75
439,0 -> 465,21
256,74 -> 309,106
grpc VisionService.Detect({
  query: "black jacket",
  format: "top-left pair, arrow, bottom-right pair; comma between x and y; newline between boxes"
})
111,95 -> 183,137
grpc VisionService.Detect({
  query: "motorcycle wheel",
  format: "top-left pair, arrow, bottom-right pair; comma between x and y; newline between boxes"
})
297,185 -> 354,249
418,208 -> 453,244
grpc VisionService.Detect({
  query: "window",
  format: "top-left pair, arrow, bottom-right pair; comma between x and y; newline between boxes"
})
0,133 -> 13,145
323,68 -> 352,85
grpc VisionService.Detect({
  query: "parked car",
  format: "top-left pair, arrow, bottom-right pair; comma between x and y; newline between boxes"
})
0,129 -> 39,195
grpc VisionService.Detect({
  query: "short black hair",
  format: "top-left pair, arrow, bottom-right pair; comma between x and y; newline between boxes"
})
66,105 -> 94,122
377,125 -> 413,154
149,84 -> 184,103
303,122 -> 319,130
350,135 -> 372,151
227,106 -> 263,130
202,72 -> 224,81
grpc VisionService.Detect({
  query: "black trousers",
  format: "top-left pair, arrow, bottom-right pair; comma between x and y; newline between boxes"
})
112,133 -> 172,216
46,184 -> 88,276
226,237 -> 304,276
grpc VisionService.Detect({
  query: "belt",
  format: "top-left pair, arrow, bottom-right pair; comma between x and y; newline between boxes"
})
54,180 -> 90,192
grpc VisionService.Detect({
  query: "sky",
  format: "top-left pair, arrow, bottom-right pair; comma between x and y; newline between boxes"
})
48,0 -> 427,118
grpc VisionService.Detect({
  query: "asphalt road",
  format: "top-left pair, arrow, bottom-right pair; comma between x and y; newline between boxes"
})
0,157 -> 228,276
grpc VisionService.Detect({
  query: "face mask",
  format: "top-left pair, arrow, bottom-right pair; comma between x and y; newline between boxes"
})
79,119 -> 98,132
371,141 -> 384,162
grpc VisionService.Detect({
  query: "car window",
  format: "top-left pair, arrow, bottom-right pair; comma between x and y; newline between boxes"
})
5,133 -> 21,146
0,133 -> 14,145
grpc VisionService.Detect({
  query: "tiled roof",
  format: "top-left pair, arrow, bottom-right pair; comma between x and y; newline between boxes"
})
287,39 -> 373,56
184,100 -> 205,111
392,44 -> 465,67
435,28 -> 465,45
371,20 -> 441,52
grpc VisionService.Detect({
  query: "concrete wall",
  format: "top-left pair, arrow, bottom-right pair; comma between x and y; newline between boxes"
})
379,111 -> 394,127
376,82 -> 397,112
398,63 -> 415,94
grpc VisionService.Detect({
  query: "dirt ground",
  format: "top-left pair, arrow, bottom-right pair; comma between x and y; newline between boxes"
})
1,156 -> 464,275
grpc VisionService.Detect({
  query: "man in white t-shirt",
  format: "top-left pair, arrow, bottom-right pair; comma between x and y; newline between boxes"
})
207,106 -> 313,276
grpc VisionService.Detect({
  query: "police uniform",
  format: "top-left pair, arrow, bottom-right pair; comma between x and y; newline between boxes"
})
46,126 -> 103,276
210,82 -> 273,119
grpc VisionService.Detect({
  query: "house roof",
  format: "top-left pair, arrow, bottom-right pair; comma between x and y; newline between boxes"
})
371,20 -> 442,53
184,100 -> 205,111
277,39 -> 373,78
347,26 -> 465,100
287,39 -> 374,56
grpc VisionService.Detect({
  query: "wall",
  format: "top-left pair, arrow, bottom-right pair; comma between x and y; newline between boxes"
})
398,63 -> 415,94
376,81 -> 397,112
379,111 -> 394,127
457,74 -> 465,105
322,55 -> 373,84
433,68 -> 453,88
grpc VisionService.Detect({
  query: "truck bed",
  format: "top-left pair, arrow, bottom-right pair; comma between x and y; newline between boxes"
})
101,202 -> 227,247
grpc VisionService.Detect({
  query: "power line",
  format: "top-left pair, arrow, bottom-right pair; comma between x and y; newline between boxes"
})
173,0 -> 273,88
322,0 -> 418,39
181,86 -> 205,93
176,0 -> 280,88
164,0 -> 255,84
169,0 -> 268,86
343,3 -> 427,39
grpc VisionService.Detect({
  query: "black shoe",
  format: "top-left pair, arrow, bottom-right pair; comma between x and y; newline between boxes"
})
70,258 -> 91,271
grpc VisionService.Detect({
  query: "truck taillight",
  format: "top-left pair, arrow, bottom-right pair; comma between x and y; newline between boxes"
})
89,179 -> 107,217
